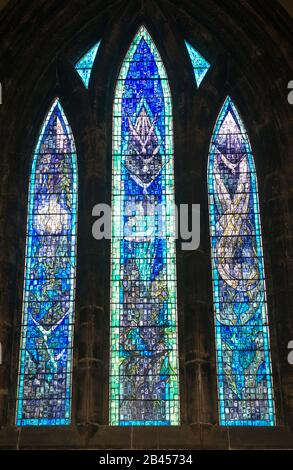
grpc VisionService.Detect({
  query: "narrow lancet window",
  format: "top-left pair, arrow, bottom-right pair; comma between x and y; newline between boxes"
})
208,97 -> 275,426
16,99 -> 78,426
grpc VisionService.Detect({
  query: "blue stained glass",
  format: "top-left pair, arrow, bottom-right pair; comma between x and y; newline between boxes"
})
185,41 -> 210,87
75,42 -> 100,88
16,98 -> 78,426
110,26 -> 180,426
208,96 -> 275,426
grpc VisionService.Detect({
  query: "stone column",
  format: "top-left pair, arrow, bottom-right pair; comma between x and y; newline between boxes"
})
0,154 -> 24,428
74,126 -> 107,437
180,170 -> 218,429
264,168 -> 293,429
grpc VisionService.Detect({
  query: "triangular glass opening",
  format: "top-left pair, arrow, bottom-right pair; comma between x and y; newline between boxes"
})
75,42 -> 100,88
185,40 -> 210,87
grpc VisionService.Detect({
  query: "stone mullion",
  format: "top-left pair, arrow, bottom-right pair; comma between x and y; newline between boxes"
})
75,120 -> 107,435
0,156 -> 25,427
180,170 -> 217,428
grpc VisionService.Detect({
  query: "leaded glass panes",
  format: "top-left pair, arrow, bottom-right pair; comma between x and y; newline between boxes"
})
75,42 -> 100,88
185,41 -> 210,87
110,26 -> 180,426
16,99 -> 77,426
208,96 -> 275,426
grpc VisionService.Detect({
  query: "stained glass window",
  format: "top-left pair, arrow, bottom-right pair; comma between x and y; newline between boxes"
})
208,96 -> 275,426
110,26 -> 180,426
185,41 -> 210,87
75,42 -> 100,88
16,99 -> 78,426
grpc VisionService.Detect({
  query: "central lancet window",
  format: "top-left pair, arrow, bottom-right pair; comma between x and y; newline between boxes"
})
110,26 -> 180,425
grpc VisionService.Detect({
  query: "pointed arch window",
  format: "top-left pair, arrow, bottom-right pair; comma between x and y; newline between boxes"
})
16,99 -> 78,426
208,97 -> 275,426
110,26 -> 180,426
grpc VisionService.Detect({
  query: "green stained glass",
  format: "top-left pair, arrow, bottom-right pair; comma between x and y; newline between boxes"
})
110,26 -> 180,426
75,42 -> 100,88
185,41 -> 210,87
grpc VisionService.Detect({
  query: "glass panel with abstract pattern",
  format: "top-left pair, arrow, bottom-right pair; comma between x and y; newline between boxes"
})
75,42 -> 100,88
185,41 -> 210,87
208,97 -> 275,426
110,26 -> 180,426
16,99 -> 77,426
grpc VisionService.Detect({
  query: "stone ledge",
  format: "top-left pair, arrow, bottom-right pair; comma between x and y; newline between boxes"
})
0,424 -> 292,450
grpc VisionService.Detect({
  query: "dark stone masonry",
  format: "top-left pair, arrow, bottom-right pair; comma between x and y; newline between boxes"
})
0,0 -> 292,449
